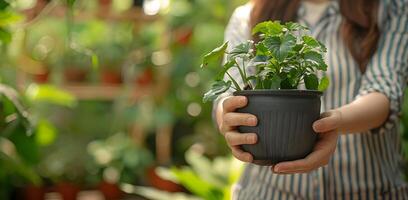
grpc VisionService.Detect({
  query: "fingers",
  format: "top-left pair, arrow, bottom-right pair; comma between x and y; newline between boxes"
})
272,149 -> 329,173
272,131 -> 338,174
223,112 -> 257,127
313,110 -> 342,133
225,132 -> 257,146
231,146 -> 253,162
223,96 -> 248,113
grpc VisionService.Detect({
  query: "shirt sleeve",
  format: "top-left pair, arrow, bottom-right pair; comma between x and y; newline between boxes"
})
357,0 -> 408,133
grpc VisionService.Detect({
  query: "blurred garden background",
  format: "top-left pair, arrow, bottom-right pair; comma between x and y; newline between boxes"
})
1,0 -> 408,200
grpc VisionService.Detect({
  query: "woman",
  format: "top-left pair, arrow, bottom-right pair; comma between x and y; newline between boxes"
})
214,0 -> 408,199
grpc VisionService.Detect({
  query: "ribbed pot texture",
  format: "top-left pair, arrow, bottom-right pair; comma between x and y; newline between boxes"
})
234,90 -> 322,165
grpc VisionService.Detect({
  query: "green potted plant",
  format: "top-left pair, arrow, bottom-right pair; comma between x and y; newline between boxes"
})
97,43 -> 124,85
87,132 -> 154,200
62,50 -> 91,83
201,21 -> 329,165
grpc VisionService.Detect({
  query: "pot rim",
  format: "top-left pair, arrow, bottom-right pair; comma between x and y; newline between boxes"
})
233,89 -> 323,97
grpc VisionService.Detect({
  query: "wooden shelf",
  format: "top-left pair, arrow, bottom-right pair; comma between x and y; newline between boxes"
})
42,5 -> 159,22
61,84 -> 151,100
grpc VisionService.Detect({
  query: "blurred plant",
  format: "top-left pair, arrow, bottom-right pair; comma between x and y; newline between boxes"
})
131,144 -> 244,200
0,84 -> 40,199
0,82 -> 77,198
159,0 -> 246,160
0,0 -> 23,46
87,132 -> 154,185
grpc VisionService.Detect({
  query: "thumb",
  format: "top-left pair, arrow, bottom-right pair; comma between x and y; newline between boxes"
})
313,110 -> 342,133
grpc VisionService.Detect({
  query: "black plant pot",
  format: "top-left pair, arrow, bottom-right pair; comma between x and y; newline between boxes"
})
234,90 -> 322,165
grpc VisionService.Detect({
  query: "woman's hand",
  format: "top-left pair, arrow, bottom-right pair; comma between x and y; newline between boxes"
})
217,96 -> 258,162
272,110 -> 342,174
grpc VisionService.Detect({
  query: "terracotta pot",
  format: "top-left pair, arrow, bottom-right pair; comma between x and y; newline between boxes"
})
98,181 -> 123,200
55,182 -> 80,200
100,69 -> 122,85
147,167 -> 183,193
23,185 -> 45,200
99,0 -> 111,5
33,70 -> 50,84
175,28 -> 193,46
135,68 -> 153,87
64,68 -> 88,83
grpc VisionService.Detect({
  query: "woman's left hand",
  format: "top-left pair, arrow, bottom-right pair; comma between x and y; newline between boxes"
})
272,110 -> 342,174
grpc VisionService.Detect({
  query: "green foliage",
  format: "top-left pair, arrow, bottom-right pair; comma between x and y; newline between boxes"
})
87,132 -> 154,184
0,85 -> 42,199
25,84 -> 77,108
134,147 -> 244,200
200,42 -> 228,68
203,81 -> 231,102
201,21 -> 329,102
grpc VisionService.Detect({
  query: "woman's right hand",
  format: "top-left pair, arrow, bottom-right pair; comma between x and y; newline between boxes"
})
217,96 -> 258,162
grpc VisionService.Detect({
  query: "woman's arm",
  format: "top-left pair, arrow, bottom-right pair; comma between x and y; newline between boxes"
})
314,92 -> 390,134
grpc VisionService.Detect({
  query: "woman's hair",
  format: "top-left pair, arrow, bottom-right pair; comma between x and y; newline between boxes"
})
250,0 -> 380,72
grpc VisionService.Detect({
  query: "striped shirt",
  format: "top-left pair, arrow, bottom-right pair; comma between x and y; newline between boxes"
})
219,0 -> 408,199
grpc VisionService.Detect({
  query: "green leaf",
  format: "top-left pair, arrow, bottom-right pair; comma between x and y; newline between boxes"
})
133,186 -> 201,200
228,41 -> 252,59
270,74 -> 281,89
255,42 -> 269,56
280,78 -> 296,89
201,42 -> 228,68
288,68 -> 300,86
25,84 -> 77,107
67,0 -> 76,7
0,27 -> 11,44
264,33 -> 296,62
302,35 -> 320,47
203,81 -> 232,102
285,22 -> 308,31
171,167 -> 220,199
318,76 -> 330,91
252,21 -> 283,36
35,119 -> 57,146
304,74 -> 319,90
91,54 -> 99,70
0,0 -> 9,10
293,43 -> 304,52
304,50 -> 327,71
0,10 -> 22,26
8,129 -> 40,165
0,151 -> 42,186
216,61 -> 235,80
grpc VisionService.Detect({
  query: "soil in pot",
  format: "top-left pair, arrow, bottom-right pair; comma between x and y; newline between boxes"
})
98,181 -> 123,200
234,90 -> 322,165
100,69 -> 122,85
23,185 -> 46,200
64,68 -> 88,83
54,182 -> 80,200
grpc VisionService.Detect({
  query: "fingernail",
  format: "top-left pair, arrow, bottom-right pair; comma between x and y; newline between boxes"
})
240,97 -> 247,104
313,121 -> 322,130
247,134 -> 256,143
247,117 -> 256,125
274,166 -> 280,173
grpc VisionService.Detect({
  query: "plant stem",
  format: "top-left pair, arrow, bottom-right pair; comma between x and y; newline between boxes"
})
234,59 -> 248,90
226,71 -> 242,91
241,58 -> 254,89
